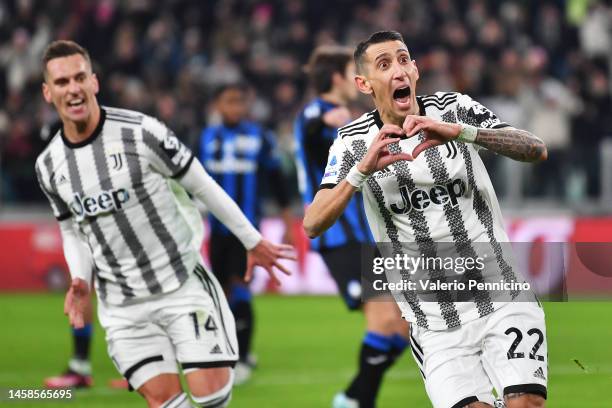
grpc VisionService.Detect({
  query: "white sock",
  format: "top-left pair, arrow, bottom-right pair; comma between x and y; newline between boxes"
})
161,392 -> 191,408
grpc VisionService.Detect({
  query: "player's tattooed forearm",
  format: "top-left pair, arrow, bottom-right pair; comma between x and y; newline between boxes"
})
475,127 -> 547,162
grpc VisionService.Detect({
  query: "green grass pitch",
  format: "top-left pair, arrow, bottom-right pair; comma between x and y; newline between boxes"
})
0,294 -> 611,407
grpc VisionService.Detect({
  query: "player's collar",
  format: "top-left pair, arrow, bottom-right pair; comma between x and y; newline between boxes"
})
373,97 -> 426,130
61,107 -> 106,149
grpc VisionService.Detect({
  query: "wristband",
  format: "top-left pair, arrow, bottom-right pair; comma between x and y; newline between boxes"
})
345,166 -> 369,188
457,124 -> 478,143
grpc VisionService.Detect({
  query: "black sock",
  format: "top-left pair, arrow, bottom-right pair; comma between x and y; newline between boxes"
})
229,283 -> 254,363
388,333 -> 410,363
345,332 -> 396,408
72,324 -> 92,361
232,301 -> 253,361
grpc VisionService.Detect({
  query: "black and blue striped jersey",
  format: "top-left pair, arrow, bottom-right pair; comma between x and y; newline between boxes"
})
200,121 -> 286,235
294,98 -> 373,251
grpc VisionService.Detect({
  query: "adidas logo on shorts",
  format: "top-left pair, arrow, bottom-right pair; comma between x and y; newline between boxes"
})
533,367 -> 546,380
210,344 -> 223,354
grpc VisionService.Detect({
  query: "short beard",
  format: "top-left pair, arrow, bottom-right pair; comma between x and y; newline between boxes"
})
75,119 -> 88,133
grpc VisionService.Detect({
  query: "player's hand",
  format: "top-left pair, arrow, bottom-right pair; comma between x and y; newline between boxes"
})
245,239 -> 296,285
402,115 -> 462,159
356,124 -> 413,175
322,107 -> 352,128
63,278 -> 90,329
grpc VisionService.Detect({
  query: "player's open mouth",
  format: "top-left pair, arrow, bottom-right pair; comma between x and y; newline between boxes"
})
68,98 -> 84,107
67,98 -> 85,113
393,86 -> 411,108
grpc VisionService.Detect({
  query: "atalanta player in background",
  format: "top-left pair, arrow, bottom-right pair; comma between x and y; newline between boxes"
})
200,83 -> 294,385
295,45 -> 410,408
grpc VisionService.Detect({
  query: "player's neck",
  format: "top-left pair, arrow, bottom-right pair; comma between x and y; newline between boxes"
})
320,91 -> 346,107
378,110 -> 415,127
62,105 -> 101,143
377,102 -> 420,127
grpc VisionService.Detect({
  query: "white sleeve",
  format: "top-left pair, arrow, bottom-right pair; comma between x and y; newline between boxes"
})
320,137 -> 356,188
177,159 -> 262,250
59,219 -> 93,285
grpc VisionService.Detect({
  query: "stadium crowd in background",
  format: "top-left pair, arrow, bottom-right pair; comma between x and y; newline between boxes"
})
1,0 -> 611,204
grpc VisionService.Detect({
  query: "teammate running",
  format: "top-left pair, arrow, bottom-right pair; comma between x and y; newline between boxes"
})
36,40 -> 294,408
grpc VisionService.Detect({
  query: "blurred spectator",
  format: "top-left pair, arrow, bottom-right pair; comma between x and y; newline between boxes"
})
519,47 -> 582,198
579,2 -> 612,59
0,0 -> 611,210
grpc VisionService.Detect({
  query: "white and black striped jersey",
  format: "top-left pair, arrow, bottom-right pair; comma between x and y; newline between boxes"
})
321,92 -> 531,330
35,107 -> 202,305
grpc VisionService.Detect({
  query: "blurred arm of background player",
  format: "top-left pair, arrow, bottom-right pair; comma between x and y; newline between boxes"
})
322,106 -> 352,128
276,186 -> 294,246
299,106 -> 353,237
260,129 -> 295,246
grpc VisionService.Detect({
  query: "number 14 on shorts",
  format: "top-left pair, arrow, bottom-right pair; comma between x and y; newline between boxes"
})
189,311 -> 219,340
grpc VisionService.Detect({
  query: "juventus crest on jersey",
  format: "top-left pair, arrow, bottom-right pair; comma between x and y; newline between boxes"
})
322,92 -> 534,330
35,107 -> 201,305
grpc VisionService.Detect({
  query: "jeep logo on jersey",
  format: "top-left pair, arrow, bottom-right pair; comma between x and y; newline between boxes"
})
390,179 -> 467,214
70,188 -> 130,221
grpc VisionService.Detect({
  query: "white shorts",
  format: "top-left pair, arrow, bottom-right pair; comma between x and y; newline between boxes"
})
410,302 -> 548,408
98,264 -> 238,390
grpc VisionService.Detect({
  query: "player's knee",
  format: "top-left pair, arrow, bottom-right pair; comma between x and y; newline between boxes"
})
505,393 -> 546,408
366,307 -> 403,334
191,373 -> 233,408
391,314 -> 409,333
139,378 -> 183,408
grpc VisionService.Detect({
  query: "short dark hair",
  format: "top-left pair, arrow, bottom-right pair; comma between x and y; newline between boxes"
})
42,40 -> 92,79
304,45 -> 354,93
213,82 -> 247,100
354,31 -> 405,73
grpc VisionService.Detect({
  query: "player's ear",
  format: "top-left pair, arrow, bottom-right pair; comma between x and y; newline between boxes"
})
355,75 -> 372,95
92,73 -> 100,94
42,82 -> 52,103
412,60 -> 419,81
